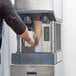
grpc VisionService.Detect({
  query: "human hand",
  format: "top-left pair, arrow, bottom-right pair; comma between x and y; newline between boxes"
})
19,26 -> 35,46
34,21 -> 42,45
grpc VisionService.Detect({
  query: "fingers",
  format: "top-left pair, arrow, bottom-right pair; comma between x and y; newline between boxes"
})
27,37 -> 35,47
19,22 -> 42,47
34,21 -> 42,42
19,26 -> 35,46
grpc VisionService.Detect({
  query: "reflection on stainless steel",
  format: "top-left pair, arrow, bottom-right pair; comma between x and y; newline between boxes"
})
15,0 -> 62,21
15,0 -> 53,10
11,65 -> 54,76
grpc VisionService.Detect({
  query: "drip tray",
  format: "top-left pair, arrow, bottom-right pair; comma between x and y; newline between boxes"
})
12,53 -> 57,64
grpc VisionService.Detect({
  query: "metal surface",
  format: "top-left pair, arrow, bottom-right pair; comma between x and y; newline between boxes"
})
51,21 -> 55,52
15,0 -> 62,21
17,10 -> 55,21
53,0 -> 63,21
10,65 -> 54,76
15,0 -> 53,10
56,52 -> 63,62
10,62 -> 63,76
17,11 -> 61,53
55,23 -> 61,51
12,52 -> 62,64
12,53 -> 56,64
52,21 -> 61,53
40,23 -> 52,52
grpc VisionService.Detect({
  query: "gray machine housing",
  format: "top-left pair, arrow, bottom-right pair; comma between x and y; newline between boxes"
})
11,0 -> 63,76
11,10 -> 63,76
12,10 -> 61,64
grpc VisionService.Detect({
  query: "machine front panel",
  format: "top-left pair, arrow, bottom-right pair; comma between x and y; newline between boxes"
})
10,65 -> 54,76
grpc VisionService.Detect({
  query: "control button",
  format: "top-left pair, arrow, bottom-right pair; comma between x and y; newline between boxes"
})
41,16 -> 50,23
24,16 -> 32,24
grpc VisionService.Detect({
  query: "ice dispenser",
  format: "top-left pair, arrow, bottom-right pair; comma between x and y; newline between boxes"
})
0,0 -> 63,76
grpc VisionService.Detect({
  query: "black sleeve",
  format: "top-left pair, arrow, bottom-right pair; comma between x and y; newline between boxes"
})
1,0 -> 26,35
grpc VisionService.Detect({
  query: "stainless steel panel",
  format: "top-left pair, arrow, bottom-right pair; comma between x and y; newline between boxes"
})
51,21 -> 61,53
12,53 -> 56,64
15,0 -> 53,10
16,21 -> 61,53
55,23 -> 61,51
51,21 -> 55,53
54,0 -> 63,21
39,23 -> 51,52
56,52 -> 63,62
55,62 -> 63,76
10,65 -> 54,76
15,0 -> 62,20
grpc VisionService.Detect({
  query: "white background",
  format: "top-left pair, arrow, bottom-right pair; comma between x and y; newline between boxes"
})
11,0 -> 76,76
62,0 -> 76,76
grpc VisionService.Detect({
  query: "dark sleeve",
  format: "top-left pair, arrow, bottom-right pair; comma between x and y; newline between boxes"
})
1,0 -> 26,35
